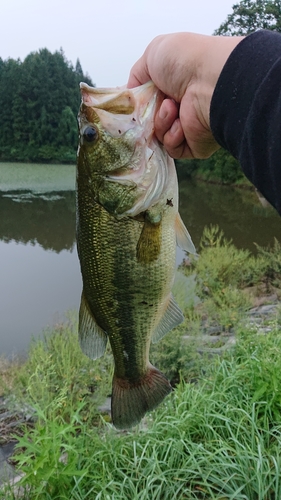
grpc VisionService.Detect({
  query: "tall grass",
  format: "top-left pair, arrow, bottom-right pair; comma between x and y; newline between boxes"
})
1,324 -> 281,499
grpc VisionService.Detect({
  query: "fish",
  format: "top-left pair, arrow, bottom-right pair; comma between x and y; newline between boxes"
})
76,81 -> 195,429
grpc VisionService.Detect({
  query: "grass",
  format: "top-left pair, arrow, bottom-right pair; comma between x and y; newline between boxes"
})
3,326 -> 281,499
1,312 -> 114,425
2,226 -> 281,499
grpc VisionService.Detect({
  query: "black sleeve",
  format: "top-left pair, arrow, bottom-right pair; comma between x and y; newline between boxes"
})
210,30 -> 281,215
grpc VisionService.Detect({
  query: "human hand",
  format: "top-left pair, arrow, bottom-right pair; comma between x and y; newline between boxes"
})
128,33 -> 243,159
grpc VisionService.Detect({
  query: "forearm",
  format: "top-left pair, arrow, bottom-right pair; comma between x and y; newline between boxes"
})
210,30 -> 281,214
193,34 -> 243,130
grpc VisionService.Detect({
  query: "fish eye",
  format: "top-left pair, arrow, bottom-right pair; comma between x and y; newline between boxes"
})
83,126 -> 98,143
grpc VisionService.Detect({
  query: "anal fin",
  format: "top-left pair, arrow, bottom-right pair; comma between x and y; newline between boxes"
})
79,292 -> 107,360
152,294 -> 184,344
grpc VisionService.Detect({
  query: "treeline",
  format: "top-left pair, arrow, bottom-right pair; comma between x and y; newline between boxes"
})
0,49 -> 93,163
176,150 -> 245,185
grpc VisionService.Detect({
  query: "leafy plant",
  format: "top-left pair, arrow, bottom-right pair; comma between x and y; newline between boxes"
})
14,399 -> 89,499
191,226 -> 254,298
255,238 -> 281,288
13,312 -> 113,424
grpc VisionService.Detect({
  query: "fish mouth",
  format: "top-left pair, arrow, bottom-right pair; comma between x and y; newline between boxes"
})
79,81 -> 162,141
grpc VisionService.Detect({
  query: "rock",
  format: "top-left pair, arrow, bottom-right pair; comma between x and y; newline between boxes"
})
258,304 -> 278,314
203,326 -> 223,336
0,447 -> 17,485
197,337 -> 236,355
98,397 -> 111,414
253,293 -> 278,307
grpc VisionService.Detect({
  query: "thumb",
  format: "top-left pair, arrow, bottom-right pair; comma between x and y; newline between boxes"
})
127,56 -> 151,88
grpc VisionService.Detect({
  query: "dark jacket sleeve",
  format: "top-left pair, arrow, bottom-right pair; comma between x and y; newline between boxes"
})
210,30 -> 281,214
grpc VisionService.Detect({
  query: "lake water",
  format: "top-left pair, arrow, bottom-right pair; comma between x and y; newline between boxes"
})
1,162 -> 281,357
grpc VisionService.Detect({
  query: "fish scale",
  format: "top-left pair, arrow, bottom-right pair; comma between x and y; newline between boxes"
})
77,193 -> 176,380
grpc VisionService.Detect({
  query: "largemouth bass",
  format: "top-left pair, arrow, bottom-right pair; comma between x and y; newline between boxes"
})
76,81 -> 195,429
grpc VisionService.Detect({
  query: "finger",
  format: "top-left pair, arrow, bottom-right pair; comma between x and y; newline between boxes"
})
161,119 -> 194,159
154,99 -> 179,144
127,56 -> 151,88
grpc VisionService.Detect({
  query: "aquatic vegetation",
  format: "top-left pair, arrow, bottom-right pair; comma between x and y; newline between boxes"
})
0,163 -> 75,193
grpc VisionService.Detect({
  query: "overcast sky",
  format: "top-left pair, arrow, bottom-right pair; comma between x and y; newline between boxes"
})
0,0 -> 235,87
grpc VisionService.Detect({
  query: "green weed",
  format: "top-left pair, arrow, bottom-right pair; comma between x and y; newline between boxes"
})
255,238 -> 281,289
180,226 -> 281,333
12,312 -> 113,425
3,327 -> 281,499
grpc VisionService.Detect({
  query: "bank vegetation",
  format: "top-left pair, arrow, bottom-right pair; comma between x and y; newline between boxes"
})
1,226 -> 281,499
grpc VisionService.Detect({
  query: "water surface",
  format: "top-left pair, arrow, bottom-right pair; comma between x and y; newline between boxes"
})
0,163 -> 79,356
179,178 -> 281,253
1,163 -> 281,356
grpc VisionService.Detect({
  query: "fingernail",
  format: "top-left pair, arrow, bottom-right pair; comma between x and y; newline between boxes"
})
158,105 -> 168,120
170,120 -> 179,135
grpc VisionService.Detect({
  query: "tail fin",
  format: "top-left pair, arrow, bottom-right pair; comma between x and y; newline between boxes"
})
111,364 -> 172,429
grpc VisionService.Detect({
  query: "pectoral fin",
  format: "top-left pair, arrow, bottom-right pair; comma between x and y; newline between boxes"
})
152,294 -> 184,343
79,292 -> 107,360
136,219 -> 161,263
175,213 -> 196,254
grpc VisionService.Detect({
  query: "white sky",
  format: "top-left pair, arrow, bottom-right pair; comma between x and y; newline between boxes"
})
0,0 -> 235,87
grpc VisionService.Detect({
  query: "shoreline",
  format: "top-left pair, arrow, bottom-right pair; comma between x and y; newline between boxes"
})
0,294 -> 280,488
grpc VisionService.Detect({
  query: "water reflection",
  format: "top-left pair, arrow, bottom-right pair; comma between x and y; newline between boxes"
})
0,239 -> 81,356
0,190 -> 76,252
179,178 -> 281,252
1,174 -> 281,357
2,180 -> 280,257
0,187 -> 80,356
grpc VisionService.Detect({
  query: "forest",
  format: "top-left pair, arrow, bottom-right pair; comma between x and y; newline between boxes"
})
0,49 -> 93,163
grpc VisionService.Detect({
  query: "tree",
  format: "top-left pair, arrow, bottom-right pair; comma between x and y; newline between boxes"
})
214,0 -> 281,36
56,106 -> 78,149
0,48 -> 94,163
75,58 -> 83,77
